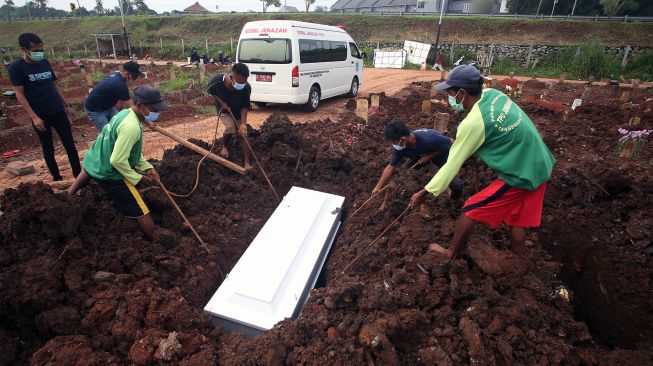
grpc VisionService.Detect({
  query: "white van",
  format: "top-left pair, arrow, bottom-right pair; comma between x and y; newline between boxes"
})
236,20 -> 365,111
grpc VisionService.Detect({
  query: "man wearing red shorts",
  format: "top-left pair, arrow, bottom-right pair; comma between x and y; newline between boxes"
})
410,65 -> 555,258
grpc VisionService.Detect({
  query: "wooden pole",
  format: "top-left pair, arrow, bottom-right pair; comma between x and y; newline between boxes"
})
160,38 -> 163,51
152,125 -> 247,175
67,45 -> 71,57
95,36 -> 101,60
181,38 -> 185,55
205,36 -> 209,54
111,35 -> 117,59
157,180 -> 213,256
342,205 -> 411,273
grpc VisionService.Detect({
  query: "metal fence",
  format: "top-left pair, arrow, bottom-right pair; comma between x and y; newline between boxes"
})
2,12 -> 652,22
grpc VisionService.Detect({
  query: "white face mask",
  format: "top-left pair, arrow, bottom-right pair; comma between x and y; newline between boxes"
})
392,138 -> 406,151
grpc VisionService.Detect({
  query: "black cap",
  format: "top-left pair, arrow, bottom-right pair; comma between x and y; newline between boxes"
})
133,85 -> 170,112
122,61 -> 145,78
435,64 -> 482,91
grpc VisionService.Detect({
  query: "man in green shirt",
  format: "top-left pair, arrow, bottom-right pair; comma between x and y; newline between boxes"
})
68,85 -> 169,239
410,65 -> 555,259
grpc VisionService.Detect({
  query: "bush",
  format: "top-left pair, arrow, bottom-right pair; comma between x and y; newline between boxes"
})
568,42 -> 620,79
624,50 -> 653,82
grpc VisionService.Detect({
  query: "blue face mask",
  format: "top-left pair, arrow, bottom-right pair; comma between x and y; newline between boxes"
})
144,111 -> 160,123
28,51 -> 45,62
233,82 -> 246,91
448,90 -> 465,112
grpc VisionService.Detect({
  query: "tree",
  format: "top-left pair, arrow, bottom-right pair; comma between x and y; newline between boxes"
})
2,0 -> 15,21
261,0 -> 280,13
314,5 -> 328,12
94,0 -> 103,15
34,0 -> 46,18
132,0 -> 155,14
304,0 -> 315,12
600,0 -> 625,19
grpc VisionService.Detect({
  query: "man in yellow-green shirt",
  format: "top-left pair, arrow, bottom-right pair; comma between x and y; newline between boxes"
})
410,65 -> 555,259
68,85 -> 169,239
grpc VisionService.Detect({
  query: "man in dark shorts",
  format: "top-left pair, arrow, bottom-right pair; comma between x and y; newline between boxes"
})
410,65 -> 555,259
206,62 -> 252,169
68,85 -> 169,239
372,120 -> 463,200
84,61 -> 144,131
8,32 -> 81,181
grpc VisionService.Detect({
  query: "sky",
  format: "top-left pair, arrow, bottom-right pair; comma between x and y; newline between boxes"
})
42,0 -> 337,13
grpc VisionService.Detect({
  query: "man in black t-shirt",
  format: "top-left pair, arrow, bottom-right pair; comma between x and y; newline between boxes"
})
84,61 -> 144,131
207,63 -> 252,169
8,33 -> 80,181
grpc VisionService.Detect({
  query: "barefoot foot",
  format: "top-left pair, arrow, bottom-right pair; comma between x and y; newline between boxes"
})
428,243 -> 453,258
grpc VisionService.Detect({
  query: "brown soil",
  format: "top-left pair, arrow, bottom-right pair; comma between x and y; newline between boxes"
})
1,81 -> 652,365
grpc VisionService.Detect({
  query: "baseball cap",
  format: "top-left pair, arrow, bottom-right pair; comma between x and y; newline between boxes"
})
434,64 -> 482,91
133,85 -> 170,112
122,61 -> 145,78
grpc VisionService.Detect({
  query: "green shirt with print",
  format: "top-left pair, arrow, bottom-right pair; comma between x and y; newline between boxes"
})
82,108 -> 153,185
425,88 -> 555,196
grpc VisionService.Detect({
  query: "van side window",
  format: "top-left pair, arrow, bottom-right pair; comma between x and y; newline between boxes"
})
349,42 -> 361,59
299,39 -> 348,63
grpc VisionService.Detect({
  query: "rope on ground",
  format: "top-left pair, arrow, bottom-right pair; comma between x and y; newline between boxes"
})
164,106 -> 223,198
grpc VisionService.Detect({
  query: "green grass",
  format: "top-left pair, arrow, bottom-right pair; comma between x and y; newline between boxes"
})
194,105 -> 215,115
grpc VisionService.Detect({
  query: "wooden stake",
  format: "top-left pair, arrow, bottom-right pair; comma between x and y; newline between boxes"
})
620,91 -> 630,103
558,73 -> 566,84
170,67 -> 176,80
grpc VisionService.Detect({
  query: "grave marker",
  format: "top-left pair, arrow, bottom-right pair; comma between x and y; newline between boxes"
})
620,91 -> 630,103
371,94 -> 380,108
170,68 -> 176,80
434,113 -> 449,133
422,100 -> 431,112
356,99 -> 369,123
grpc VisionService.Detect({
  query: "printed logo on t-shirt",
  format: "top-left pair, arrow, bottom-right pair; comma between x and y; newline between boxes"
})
28,71 -> 53,82
488,93 -> 523,133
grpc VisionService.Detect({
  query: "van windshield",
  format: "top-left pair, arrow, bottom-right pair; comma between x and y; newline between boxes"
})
238,39 -> 292,64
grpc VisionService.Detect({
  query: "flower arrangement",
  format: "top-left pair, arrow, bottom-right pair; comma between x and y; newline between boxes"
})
614,128 -> 651,160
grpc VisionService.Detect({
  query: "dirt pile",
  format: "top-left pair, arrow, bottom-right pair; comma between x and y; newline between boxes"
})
1,81 -> 652,365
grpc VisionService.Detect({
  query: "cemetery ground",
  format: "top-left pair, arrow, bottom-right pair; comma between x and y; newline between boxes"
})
0,62 -> 652,365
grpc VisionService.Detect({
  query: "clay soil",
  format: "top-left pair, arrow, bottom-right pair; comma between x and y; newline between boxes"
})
1,81 -> 652,365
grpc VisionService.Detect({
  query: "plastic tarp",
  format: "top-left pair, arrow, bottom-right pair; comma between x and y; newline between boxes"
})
403,40 -> 431,66
374,49 -> 406,69
204,186 -> 345,337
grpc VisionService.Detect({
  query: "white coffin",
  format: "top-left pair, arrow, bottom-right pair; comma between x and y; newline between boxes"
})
204,186 -> 345,337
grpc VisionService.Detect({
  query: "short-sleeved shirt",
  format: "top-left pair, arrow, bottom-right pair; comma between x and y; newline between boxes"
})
84,71 -> 130,112
207,73 -> 251,121
8,58 -> 64,117
390,129 -> 452,167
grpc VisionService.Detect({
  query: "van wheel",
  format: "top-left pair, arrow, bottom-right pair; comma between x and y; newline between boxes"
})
347,77 -> 359,98
306,86 -> 320,112
254,102 -> 267,108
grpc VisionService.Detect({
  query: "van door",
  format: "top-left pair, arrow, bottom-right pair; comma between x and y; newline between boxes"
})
349,42 -> 363,91
238,38 -> 293,101
328,41 -> 351,96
